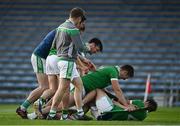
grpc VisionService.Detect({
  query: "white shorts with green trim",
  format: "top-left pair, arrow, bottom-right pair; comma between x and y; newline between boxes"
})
96,96 -> 114,113
57,60 -> 80,80
31,53 -> 46,73
46,55 -> 59,75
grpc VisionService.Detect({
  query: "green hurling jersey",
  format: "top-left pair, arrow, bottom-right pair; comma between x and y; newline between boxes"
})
128,100 -> 147,121
101,100 -> 147,121
82,66 -> 120,93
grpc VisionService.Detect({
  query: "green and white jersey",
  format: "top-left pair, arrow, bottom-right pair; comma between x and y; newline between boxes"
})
82,66 -> 120,93
102,100 -> 147,121
53,20 -> 88,61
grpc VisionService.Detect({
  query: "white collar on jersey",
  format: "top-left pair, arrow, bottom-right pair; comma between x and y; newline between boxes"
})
67,19 -> 75,25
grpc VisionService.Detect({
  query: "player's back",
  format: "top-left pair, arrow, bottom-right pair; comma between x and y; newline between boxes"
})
33,29 -> 56,59
82,66 -> 119,93
55,20 -> 80,60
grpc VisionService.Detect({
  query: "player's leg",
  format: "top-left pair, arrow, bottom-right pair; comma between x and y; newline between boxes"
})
27,73 -> 49,103
47,60 -> 73,120
71,77 -> 84,114
70,75 -> 90,120
27,54 -> 49,103
16,54 -> 49,119
95,89 -> 114,113
58,87 -> 70,120
60,61 -> 85,120
47,78 -> 70,120
67,90 -> 76,107
36,55 -> 59,112
89,89 -> 114,119
82,90 -> 97,105
38,75 -> 58,106
40,55 -> 59,101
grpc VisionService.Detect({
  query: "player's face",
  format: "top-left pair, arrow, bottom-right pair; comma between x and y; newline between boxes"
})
120,70 -> 129,80
75,17 -> 82,26
89,43 -> 100,54
76,21 -> 85,32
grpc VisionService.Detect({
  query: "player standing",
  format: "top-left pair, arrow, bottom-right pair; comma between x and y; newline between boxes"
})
47,7 -> 90,120
16,29 -> 56,119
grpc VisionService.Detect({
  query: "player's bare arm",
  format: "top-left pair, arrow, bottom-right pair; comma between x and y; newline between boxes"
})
111,79 -> 136,111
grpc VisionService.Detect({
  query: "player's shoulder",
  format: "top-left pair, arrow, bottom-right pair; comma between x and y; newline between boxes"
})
60,20 -> 78,30
99,65 -> 116,70
97,66 -> 118,74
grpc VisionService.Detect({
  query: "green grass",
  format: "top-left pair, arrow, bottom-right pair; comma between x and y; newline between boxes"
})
0,104 -> 180,125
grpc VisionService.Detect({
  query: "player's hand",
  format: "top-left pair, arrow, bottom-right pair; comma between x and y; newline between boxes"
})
125,104 -> 137,112
81,66 -> 89,74
88,62 -> 96,71
82,57 -> 91,65
82,58 -> 96,71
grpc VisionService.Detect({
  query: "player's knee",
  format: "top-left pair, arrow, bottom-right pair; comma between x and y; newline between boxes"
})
50,89 -> 56,95
40,84 -> 49,91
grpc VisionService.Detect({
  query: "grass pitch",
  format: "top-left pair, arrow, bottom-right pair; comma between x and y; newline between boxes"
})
0,104 -> 180,125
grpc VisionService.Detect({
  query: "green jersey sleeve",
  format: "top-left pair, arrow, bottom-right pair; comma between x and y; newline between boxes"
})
108,66 -> 119,80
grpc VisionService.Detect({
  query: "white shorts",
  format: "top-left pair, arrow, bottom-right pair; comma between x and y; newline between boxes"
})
96,96 -> 114,113
31,53 -> 46,73
46,55 -> 59,75
58,60 -> 80,80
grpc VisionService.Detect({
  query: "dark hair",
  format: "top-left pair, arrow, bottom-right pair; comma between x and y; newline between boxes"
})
146,99 -> 158,112
79,25 -> 85,32
88,38 -> 103,52
120,65 -> 134,78
81,15 -> 86,23
70,7 -> 86,20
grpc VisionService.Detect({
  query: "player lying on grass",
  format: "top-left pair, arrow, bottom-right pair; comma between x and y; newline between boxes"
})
87,89 -> 158,121
28,65 -> 136,120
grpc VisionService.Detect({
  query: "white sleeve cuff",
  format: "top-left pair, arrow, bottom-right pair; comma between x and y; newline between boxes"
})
111,78 -> 118,81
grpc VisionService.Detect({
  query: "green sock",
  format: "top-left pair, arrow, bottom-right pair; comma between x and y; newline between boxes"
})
20,100 -> 31,110
62,109 -> 68,118
49,109 -> 56,117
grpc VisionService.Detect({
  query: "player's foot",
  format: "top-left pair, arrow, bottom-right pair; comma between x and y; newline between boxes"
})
70,113 -> 87,120
60,115 -> 73,120
34,99 -> 44,114
40,113 -> 48,119
46,114 -> 60,120
81,114 -> 93,120
33,101 -> 44,119
16,107 -> 28,119
27,112 -> 37,120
